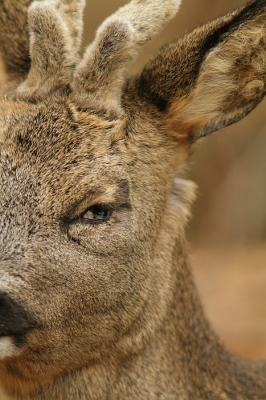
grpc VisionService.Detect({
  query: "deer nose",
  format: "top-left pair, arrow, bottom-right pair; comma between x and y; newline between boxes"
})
0,292 -> 34,339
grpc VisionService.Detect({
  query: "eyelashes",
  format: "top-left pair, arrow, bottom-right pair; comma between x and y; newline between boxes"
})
71,204 -> 114,225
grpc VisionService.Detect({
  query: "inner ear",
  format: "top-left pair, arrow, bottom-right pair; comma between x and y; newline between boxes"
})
167,24 -> 266,140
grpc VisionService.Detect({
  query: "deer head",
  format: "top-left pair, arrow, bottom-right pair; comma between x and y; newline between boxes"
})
0,0 -> 265,399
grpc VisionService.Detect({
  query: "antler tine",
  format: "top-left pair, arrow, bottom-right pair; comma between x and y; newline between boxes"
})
113,0 -> 182,44
72,0 -> 182,107
17,0 -> 85,99
0,0 -> 32,93
48,0 -> 85,60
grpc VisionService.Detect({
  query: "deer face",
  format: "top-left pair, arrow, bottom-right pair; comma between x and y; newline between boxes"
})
0,82 -> 188,392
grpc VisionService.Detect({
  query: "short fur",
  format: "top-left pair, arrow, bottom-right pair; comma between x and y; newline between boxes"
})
0,0 -> 265,399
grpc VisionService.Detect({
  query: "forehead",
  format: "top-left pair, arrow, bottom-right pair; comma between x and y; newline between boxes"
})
0,93 -> 126,163
1,92 -> 123,147
0,94 -> 129,211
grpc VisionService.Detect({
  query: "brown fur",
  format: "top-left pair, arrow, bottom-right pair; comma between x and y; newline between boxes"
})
0,0 -> 265,399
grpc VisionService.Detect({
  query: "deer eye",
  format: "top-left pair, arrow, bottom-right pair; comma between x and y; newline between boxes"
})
79,205 -> 112,225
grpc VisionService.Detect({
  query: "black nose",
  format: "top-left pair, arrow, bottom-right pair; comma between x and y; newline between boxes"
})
0,292 -> 34,343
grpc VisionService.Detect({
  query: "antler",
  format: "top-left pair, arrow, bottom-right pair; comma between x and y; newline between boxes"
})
18,0 -> 85,98
72,0 -> 182,106
48,0 -> 85,54
0,0 -> 32,93
11,0 -> 181,103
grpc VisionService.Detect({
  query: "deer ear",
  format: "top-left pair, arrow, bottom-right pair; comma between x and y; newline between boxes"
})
131,0 -> 266,140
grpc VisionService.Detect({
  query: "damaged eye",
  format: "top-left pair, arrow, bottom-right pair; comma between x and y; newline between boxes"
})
79,205 -> 112,224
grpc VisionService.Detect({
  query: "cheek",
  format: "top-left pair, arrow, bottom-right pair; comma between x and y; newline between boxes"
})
0,215 -> 152,378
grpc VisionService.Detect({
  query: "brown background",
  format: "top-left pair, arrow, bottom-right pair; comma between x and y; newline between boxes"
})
81,0 -> 266,360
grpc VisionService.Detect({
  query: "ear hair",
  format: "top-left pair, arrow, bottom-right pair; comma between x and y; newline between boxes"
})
17,0 -> 85,99
129,0 -> 266,141
72,0 -> 182,106
176,17 -> 266,140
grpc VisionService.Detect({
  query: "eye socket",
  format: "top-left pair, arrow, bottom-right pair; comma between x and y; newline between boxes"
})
78,205 -> 113,225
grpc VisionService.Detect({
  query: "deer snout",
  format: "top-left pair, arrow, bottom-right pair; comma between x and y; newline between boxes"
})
0,291 -> 35,359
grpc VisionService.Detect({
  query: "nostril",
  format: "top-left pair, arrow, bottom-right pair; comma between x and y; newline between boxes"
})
0,292 -> 34,340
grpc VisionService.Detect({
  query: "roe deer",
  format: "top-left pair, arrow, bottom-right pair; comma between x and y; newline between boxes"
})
0,0 -> 266,399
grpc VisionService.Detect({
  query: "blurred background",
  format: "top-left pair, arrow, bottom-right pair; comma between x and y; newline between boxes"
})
82,0 -> 266,360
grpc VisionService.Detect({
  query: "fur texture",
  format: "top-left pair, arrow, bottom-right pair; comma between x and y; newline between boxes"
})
0,0 -> 265,399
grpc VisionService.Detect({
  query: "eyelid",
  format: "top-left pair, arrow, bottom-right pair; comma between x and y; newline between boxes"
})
72,203 -> 117,223
66,196 -> 117,221
80,203 -> 117,216
64,178 -> 130,221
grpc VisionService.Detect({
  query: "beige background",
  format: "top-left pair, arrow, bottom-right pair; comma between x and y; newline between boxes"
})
81,0 -> 266,360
